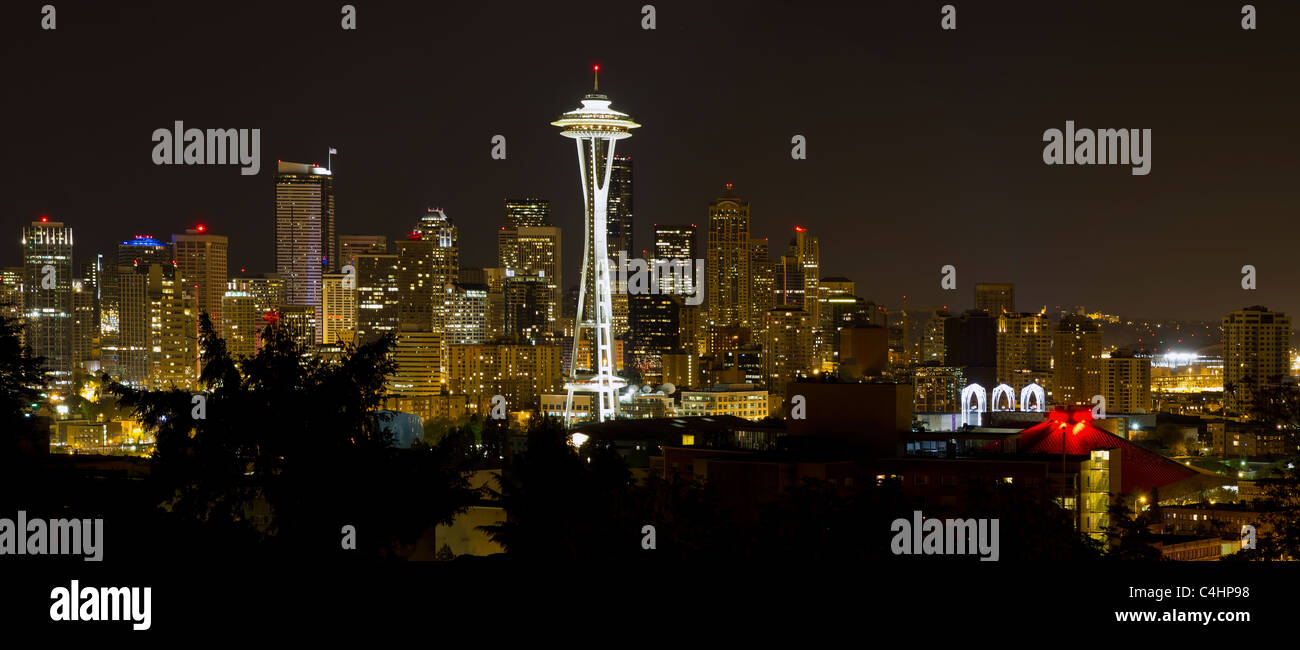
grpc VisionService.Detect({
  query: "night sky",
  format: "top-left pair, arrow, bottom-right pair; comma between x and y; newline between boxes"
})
4,0 -> 1299,323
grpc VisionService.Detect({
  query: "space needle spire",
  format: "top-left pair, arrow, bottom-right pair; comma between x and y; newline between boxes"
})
552,66 -> 640,425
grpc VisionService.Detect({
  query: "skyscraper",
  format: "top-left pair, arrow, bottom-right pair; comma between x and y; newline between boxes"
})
919,309 -> 951,364
148,264 -> 198,390
499,219 -> 562,333
172,225 -> 228,328
21,218 -> 74,387
275,161 -> 336,342
117,235 -> 171,268
444,282 -> 489,345
504,198 -> 551,228
607,154 -> 634,262
504,274 -> 556,343
395,209 -> 458,335
1223,306 -> 1291,417
777,227 -> 820,323
706,184 -> 751,329
944,309 -> 997,389
651,223 -> 697,296
220,290 -> 260,358
627,294 -> 680,384
354,253 -> 400,344
553,69 -> 638,423
748,237 -> 774,342
975,282 -> 1015,315
1053,314 -> 1102,406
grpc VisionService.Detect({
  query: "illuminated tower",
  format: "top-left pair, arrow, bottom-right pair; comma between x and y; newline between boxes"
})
553,66 -> 639,424
21,218 -> 75,388
275,161 -> 336,343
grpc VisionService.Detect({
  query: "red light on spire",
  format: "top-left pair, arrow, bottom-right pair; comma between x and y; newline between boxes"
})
593,64 -> 600,72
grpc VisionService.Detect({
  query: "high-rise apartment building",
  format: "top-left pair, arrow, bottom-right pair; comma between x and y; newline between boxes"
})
1223,306 -> 1291,417
388,325 -> 443,396
763,307 -> 813,396
447,343 -> 564,413
996,312 -> 1053,395
148,264 -> 198,390
706,184 -> 751,328
1102,348 -> 1151,413
321,271 -> 357,345
220,290 -> 261,358
749,238 -> 774,342
0,267 -> 23,324
1053,314 -> 1102,406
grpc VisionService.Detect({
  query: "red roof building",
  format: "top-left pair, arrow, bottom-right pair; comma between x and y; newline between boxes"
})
1001,406 -> 1210,496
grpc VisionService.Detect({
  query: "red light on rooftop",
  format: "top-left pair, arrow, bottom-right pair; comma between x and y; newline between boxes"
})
794,226 -> 807,232
593,64 -> 600,72
40,216 -> 49,223
408,231 -> 421,241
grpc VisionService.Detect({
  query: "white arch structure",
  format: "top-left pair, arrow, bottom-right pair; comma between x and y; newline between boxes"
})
991,384 -> 1016,411
960,383 -> 986,427
1019,382 -> 1046,412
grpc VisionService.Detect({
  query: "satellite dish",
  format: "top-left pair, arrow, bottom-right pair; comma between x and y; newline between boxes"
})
661,383 -> 676,395
641,384 -> 652,393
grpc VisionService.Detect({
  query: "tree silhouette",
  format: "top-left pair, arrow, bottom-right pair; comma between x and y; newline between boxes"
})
1104,496 -> 1164,561
110,312 -> 480,559
0,311 -> 48,457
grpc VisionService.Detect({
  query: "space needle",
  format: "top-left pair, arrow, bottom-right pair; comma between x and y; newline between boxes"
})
553,66 -> 640,425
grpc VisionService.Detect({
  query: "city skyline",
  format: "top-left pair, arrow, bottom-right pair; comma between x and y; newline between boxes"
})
6,2 -> 1300,322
